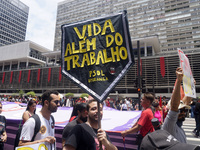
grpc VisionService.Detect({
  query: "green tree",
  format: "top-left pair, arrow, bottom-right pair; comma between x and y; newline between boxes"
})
18,90 -> 24,97
80,93 -> 89,98
65,93 -> 74,98
26,91 -> 36,97
11,93 -> 17,98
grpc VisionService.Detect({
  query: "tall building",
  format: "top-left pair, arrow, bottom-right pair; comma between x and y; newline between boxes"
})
0,0 -> 29,46
54,0 -> 200,55
51,0 -> 200,96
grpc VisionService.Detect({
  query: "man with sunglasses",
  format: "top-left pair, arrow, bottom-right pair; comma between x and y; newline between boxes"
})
19,90 -> 60,149
162,67 -> 192,143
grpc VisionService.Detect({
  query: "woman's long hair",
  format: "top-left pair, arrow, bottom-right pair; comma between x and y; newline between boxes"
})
26,100 -> 37,114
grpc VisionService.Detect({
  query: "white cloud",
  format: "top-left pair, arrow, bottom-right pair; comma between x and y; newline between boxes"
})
20,0 -> 64,50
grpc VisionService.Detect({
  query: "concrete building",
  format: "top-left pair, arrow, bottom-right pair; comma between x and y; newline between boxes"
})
0,40 -> 199,98
0,41 -> 49,71
54,0 -> 200,55
0,0 -> 200,98
0,0 -> 29,46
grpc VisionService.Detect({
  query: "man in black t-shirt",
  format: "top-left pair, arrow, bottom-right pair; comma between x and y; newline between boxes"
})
63,99 -> 117,150
62,102 -> 87,147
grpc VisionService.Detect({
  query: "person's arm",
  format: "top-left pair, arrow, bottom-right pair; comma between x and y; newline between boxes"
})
97,129 -> 118,150
1,131 -> 7,142
121,123 -> 142,137
170,67 -> 183,112
22,111 -> 30,123
19,136 -> 56,146
18,117 -> 56,146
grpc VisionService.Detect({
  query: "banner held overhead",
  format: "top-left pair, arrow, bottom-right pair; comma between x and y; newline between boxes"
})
61,10 -> 134,102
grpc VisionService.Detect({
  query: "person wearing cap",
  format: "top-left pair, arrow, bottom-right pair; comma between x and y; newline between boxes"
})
140,129 -> 200,150
162,67 -> 192,143
121,92 -> 154,149
62,102 -> 88,147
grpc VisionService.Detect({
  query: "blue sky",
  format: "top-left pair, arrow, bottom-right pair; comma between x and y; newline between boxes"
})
20,0 -> 64,50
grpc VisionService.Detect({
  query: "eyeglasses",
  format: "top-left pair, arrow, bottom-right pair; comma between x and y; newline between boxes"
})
179,108 -> 189,113
53,100 -> 60,105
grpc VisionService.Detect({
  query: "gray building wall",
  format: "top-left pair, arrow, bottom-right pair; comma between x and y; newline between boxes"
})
54,0 -> 200,55
0,51 -> 200,97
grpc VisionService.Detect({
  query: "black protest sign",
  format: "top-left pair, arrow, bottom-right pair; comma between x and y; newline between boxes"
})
61,11 -> 134,102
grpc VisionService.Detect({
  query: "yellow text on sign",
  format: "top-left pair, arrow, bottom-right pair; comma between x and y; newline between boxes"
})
16,143 -> 48,150
89,70 -> 105,78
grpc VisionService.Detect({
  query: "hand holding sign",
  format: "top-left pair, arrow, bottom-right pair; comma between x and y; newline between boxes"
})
44,136 -> 56,144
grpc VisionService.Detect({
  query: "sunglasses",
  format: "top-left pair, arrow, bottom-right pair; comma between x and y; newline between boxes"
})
53,100 -> 60,105
179,108 -> 189,113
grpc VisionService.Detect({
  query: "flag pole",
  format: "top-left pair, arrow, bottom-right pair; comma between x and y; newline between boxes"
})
98,101 -> 103,150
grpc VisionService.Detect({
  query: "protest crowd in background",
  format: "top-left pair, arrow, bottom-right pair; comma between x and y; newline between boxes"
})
0,93 -> 172,113
1,89 -> 200,149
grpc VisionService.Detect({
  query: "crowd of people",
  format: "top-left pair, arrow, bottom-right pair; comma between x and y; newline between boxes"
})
0,67 -> 199,150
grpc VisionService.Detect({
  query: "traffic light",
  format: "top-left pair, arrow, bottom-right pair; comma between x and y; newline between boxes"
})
142,79 -> 146,88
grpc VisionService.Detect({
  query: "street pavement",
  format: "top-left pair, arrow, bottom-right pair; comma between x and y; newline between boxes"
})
183,117 -> 200,146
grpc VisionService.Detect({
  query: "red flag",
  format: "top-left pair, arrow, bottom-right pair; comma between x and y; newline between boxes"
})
18,71 -> 22,83
159,96 -> 162,107
37,69 -> 41,83
59,67 -> 62,81
27,70 -> 31,83
48,68 -> 51,82
160,57 -> 165,78
10,71 -> 13,84
2,72 -> 5,84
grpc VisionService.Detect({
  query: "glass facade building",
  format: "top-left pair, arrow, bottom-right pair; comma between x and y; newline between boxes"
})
0,0 -> 29,46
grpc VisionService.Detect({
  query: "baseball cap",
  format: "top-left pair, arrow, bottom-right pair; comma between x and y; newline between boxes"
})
140,130 -> 199,150
167,100 -> 191,110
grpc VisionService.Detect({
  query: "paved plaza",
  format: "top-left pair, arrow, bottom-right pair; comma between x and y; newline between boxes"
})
183,117 -> 200,146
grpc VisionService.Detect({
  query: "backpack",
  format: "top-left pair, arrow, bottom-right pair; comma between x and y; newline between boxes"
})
14,114 -> 55,150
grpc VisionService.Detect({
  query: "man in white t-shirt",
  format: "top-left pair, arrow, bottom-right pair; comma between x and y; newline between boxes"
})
19,90 -> 60,149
